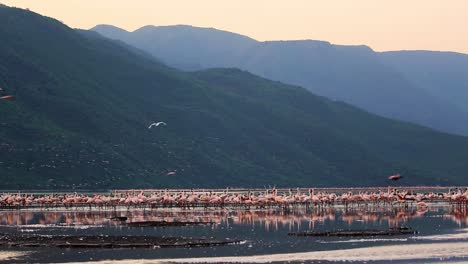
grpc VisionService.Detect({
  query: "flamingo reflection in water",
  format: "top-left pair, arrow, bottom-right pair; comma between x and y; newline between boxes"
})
1,206 -> 465,231
444,207 -> 468,226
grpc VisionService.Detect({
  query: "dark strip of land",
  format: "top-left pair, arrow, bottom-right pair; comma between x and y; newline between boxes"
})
288,227 -> 417,237
0,234 -> 242,248
124,220 -> 214,227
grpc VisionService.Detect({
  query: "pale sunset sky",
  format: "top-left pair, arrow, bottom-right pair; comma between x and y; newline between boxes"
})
2,0 -> 468,53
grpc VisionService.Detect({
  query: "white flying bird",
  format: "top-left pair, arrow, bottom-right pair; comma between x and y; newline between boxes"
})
148,122 -> 167,129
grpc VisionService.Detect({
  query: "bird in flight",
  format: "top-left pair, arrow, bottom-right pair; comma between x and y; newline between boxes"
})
166,171 -> 177,176
0,87 -> 14,100
0,95 -> 14,100
388,173 -> 402,181
148,122 -> 167,129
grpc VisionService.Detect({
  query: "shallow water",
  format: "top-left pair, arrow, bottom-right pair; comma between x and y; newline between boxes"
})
0,204 -> 467,263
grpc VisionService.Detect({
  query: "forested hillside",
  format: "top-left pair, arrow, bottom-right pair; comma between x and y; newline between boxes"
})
93,24 -> 468,136
1,6 -> 468,189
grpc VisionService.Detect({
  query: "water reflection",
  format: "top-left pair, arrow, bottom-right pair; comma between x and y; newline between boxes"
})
444,207 -> 468,227
0,205 -> 466,230
1,206 -> 467,263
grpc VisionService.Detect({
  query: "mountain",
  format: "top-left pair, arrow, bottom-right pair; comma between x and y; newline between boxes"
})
92,25 -> 468,136
1,6 -> 468,189
92,24 -> 256,71
380,50 -> 468,116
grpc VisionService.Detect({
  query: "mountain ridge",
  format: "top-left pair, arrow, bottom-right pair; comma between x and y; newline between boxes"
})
1,6 -> 468,189
92,24 -> 468,136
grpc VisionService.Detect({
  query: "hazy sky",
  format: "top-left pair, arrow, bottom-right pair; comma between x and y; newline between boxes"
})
3,0 -> 468,53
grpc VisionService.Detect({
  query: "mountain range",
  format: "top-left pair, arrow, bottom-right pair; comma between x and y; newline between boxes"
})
1,5 -> 468,189
92,24 -> 468,136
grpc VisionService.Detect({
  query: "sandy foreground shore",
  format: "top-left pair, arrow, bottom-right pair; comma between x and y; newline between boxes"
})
2,229 -> 467,263
0,251 -> 29,261
14,242 -> 463,264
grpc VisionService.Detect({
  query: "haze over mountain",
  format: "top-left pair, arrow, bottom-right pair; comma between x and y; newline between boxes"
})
2,6 -> 468,189
380,50 -> 468,116
92,24 -> 468,136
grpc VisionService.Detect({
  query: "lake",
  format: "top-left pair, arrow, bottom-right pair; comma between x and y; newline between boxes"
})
0,204 -> 467,263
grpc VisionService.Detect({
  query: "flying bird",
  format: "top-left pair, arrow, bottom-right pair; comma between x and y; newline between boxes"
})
0,95 -> 14,100
388,173 -> 402,181
166,171 -> 177,176
148,122 -> 167,129
0,87 -> 14,100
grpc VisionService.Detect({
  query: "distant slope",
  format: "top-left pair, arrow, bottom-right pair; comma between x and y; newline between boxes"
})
92,25 -> 468,136
380,50 -> 468,115
92,24 -> 256,71
1,6 -> 468,189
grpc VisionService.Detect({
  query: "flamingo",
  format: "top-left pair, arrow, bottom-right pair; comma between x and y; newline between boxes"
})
388,173 -> 402,181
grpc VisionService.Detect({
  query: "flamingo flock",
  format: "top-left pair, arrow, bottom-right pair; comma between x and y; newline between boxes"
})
1,188 -> 467,209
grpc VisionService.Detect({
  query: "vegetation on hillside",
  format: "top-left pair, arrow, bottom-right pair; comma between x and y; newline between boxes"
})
1,6 -> 468,189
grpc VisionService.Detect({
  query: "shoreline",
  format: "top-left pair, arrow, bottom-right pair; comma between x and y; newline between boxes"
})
4,242 -> 466,264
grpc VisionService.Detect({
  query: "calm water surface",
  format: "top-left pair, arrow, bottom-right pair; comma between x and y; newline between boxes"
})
0,204 -> 467,263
